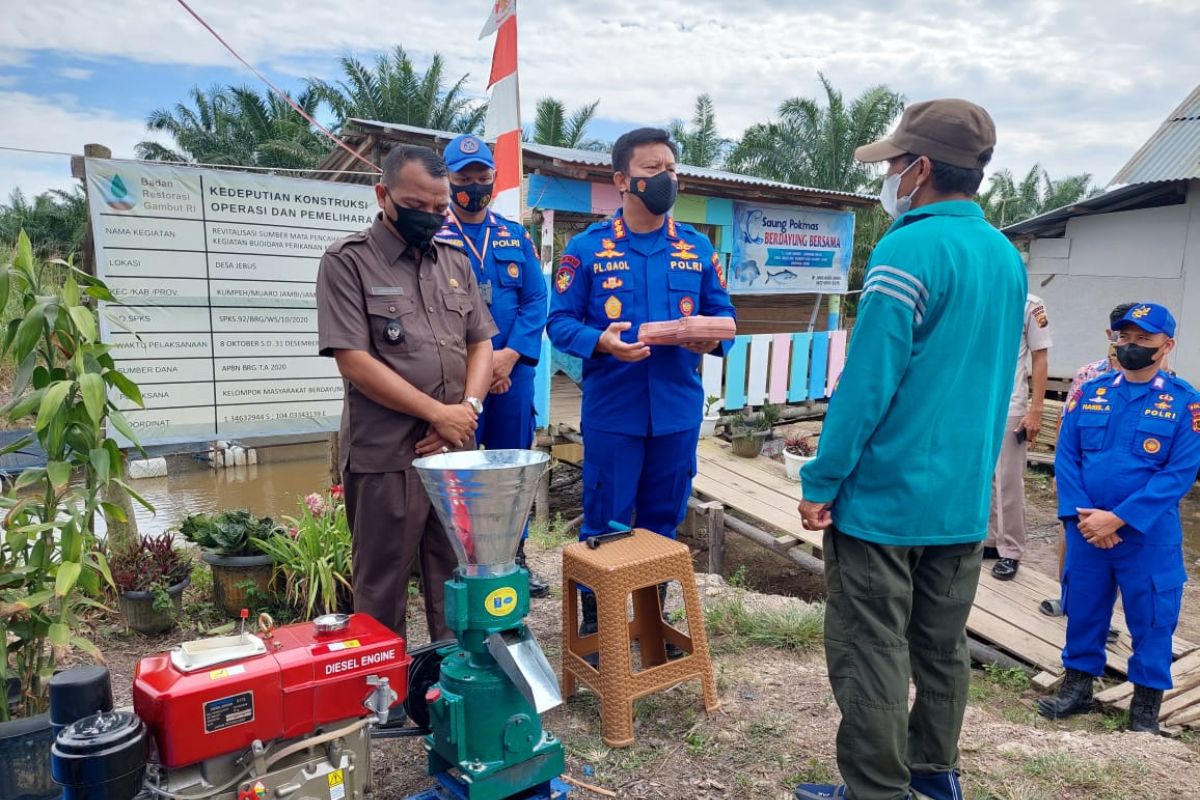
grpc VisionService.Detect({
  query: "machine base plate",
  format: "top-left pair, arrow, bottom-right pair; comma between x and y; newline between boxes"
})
405,773 -> 570,800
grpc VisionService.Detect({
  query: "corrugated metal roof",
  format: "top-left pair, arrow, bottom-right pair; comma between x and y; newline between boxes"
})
345,118 -> 875,202
1109,84 -> 1200,185
1002,180 -> 1189,238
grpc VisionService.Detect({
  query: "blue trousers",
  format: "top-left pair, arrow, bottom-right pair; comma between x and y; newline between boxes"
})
580,427 -> 699,541
476,364 -> 535,451
477,364 -> 536,540
1061,521 -> 1187,690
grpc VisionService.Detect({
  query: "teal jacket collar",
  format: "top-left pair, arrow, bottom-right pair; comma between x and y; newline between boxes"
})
886,200 -> 984,235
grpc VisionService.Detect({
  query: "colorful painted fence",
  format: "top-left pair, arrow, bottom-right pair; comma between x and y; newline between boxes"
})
533,319 -> 847,427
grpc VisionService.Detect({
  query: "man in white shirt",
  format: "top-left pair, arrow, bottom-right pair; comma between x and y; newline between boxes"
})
985,295 -> 1052,580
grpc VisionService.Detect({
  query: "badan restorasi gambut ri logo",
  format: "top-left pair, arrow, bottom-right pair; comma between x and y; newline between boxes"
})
101,173 -> 139,211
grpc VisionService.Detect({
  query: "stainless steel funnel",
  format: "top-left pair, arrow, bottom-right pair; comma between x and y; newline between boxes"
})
413,449 -> 550,575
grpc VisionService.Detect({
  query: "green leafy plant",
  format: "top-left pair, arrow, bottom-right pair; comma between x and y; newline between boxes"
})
108,534 -> 192,611
179,509 -> 279,557
704,394 -> 722,417
252,486 -> 351,618
0,230 -> 149,720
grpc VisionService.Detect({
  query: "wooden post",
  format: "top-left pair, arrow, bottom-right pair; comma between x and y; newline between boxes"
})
534,453 -> 550,526
328,432 -> 341,487
705,501 -> 726,575
73,143 -> 111,276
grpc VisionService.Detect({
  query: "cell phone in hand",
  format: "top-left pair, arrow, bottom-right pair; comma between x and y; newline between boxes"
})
1015,427 -> 1028,444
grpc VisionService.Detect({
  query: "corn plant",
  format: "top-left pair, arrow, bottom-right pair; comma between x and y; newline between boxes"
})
0,230 -> 149,720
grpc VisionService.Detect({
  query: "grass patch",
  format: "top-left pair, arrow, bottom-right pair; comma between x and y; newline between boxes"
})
786,756 -> 836,787
704,596 -> 824,652
528,512 -> 575,549
728,564 -> 750,589
1017,751 -> 1148,799
984,662 -> 1032,692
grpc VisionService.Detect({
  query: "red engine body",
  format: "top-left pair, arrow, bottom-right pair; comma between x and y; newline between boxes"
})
133,614 -> 410,769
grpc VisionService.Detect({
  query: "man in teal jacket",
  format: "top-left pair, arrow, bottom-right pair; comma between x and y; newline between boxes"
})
795,100 -> 1027,800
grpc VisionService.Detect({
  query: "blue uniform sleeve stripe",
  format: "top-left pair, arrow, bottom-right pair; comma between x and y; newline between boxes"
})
869,265 -> 929,301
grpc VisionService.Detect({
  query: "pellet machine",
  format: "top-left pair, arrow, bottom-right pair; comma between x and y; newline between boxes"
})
48,449 -> 567,800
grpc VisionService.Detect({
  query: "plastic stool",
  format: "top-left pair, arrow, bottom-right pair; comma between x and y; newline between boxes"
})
561,528 -> 720,747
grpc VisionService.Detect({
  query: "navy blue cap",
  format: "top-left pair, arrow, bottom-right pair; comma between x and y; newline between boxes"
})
1114,302 -> 1176,337
443,135 -> 494,173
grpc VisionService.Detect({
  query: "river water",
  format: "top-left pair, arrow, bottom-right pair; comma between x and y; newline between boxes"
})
123,453 -> 330,536
121,448 -> 1200,565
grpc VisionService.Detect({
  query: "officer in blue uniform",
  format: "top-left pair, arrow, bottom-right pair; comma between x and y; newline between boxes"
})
437,134 -> 550,597
548,127 -> 736,648
1040,303 -> 1200,733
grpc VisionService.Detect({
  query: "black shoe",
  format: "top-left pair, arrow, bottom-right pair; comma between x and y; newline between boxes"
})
658,583 -> 687,660
1129,684 -> 1163,734
516,540 -> 550,599
982,546 -> 1001,560
580,591 -> 599,669
992,558 -> 1019,581
1036,668 -> 1095,719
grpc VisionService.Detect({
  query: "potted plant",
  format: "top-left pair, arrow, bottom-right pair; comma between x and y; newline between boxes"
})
253,486 -> 352,619
109,534 -> 192,634
728,408 -> 771,458
699,395 -> 722,439
782,433 -> 819,482
180,509 -> 281,617
1,232 -> 149,799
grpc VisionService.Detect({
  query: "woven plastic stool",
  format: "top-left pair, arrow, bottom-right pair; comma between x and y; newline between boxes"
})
561,528 -> 720,747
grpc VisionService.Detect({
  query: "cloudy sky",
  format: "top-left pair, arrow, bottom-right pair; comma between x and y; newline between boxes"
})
2,0 -> 1196,201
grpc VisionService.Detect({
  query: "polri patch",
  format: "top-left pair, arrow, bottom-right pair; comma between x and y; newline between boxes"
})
507,263 -> 520,279
1032,304 -> 1048,328
679,296 -> 695,316
1189,402 -> 1200,433
1143,437 -> 1162,454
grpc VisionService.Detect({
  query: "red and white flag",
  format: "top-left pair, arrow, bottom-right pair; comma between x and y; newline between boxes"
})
481,0 -> 522,220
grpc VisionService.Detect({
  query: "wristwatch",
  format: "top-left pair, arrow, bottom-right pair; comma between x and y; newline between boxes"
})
463,396 -> 484,415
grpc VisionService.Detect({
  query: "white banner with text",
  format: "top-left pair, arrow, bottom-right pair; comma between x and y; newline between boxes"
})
85,158 -> 373,445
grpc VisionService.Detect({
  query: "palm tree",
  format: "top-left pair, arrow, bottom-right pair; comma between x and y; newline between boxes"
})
979,165 -> 1098,228
526,97 -> 606,150
225,86 -> 327,170
669,94 -> 728,168
309,47 -> 486,134
726,73 -> 904,192
0,187 -> 88,261
137,85 -> 250,165
138,85 -> 329,170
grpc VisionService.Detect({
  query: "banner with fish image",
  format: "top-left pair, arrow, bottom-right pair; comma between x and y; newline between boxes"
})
730,201 -> 855,294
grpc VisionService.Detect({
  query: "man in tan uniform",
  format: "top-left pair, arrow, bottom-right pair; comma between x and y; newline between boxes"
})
316,144 -> 497,642
984,294 -> 1052,580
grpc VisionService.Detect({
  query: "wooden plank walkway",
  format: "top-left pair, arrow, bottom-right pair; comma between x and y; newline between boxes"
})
546,377 -> 1198,681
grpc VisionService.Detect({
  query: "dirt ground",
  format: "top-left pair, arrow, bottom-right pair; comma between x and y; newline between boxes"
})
85,457 -> 1200,799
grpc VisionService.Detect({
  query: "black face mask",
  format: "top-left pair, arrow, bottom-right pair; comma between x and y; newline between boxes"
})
625,171 -> 678,216
389,198 -> 444,252
1114,342 -> 1161,371
451,182 -> 494,213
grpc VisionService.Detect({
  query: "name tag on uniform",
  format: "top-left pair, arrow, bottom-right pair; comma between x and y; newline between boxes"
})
479,281 -> 493,305
370,286 -> 405,296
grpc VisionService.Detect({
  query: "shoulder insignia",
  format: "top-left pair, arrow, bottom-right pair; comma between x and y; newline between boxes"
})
712,252 -> 727,289
555,254 -> 580,294
666,216 -> 677,239
611,215 -> 627,240
433,235 -> 465,249
1032,304 -> 1048,328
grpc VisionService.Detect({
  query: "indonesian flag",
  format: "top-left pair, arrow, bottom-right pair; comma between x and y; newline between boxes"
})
481,0 -> 522,220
